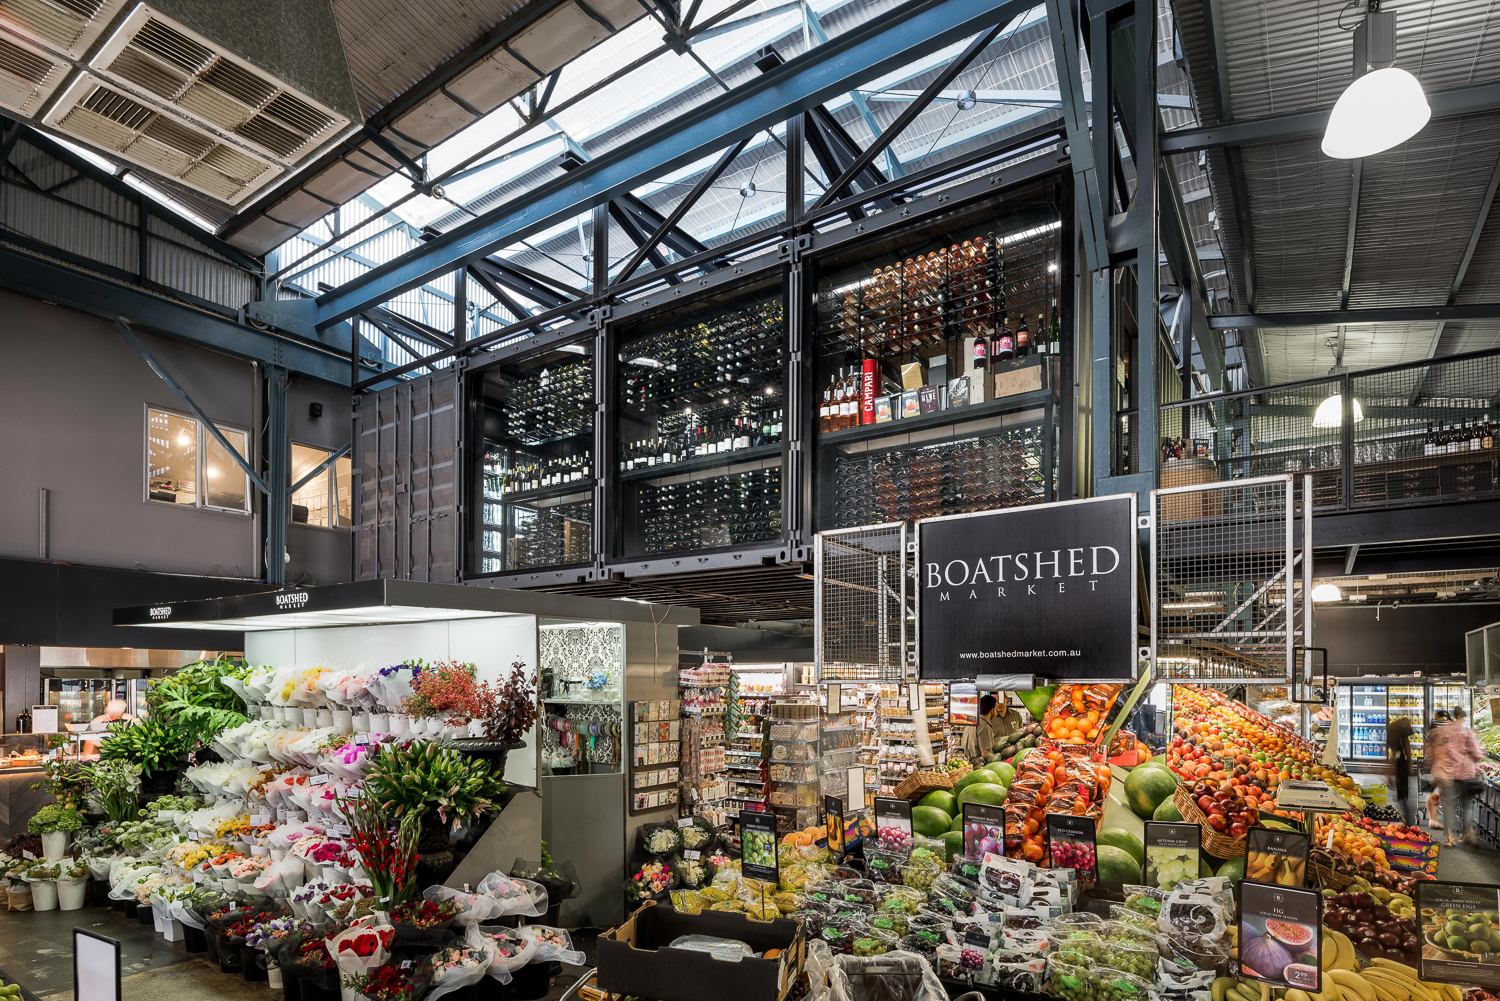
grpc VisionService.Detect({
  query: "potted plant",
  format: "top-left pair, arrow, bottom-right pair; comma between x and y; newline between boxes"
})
56,861 -> 88,911
28,803 -> 82,858
98,717 -> 194,793
29,759 -> 90,813
25,862 -> 60,911
362,742 -> 507,885
446,660 -> 540,774
399,660 -> 481,735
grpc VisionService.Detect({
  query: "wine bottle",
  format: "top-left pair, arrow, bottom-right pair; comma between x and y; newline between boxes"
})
819,378 -> 832,434
1483,414 -> 1494,450
1015,315 -> 1030,358
996,316 -> 1015,361
1423,422 -> 1435,457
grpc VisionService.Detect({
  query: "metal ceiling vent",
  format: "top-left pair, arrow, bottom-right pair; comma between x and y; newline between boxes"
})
0,0 -> 129,58
43,75 -> 279,201
90,5 -> 355,166
0,31 -> 68,116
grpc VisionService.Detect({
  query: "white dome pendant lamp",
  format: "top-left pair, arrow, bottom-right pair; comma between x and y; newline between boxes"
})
1322,2 -> 1431,159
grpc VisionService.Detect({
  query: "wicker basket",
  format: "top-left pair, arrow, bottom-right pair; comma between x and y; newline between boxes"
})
1171,785 -> 1249,859
896,769 -> 955,800
1311,860 -> 1356,890
948,763 -> 974,783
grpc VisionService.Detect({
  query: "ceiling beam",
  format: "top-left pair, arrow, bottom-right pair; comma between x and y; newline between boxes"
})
1209,302 -> 1500,329
1335,158 -> 1362,367
1423,150 -> 1500,362
313,0 -> 1038,326
1160,78 -> 1500,153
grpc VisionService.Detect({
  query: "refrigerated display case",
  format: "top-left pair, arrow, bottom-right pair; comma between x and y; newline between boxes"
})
1338,685 -> 1387,761
1429,683 -> 1472,725
1386,684 -> 1425,760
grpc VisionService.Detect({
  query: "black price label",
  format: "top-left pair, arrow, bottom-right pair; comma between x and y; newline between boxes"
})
962,803 -> 1005,859
964,929 -> 991,950
1417,881 -> 1500,989
1246,827 -> 1310,887
824,796 -> 845,854
1144,821 -> 1202,889
873,797 -> 913,856
1237,880 -> 1321,993
740,810 -> 779,884
1045,814 -> 1098,882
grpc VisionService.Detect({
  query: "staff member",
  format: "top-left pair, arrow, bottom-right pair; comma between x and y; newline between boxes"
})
989,693 -> 1024,740
963,695 -> 1000,762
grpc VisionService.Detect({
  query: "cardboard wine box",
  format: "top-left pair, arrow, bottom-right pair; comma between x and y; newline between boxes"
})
992,354 -> 1047,400
598,901 -> 806,1001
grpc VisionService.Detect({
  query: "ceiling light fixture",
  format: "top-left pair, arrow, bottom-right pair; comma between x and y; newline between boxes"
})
1322,2 -> 1430,159
1312,583 -> 1343,603
740,181 -> 757,198
955,89 -> 978,111
1312,392 -> 1365,427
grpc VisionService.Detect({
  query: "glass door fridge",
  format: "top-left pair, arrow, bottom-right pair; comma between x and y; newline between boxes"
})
1339,684 -> 1387,761
1429,683 -> 1472,725
1386,684 -> 1425,760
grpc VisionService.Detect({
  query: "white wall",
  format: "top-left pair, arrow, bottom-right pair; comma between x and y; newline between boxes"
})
244,614 -> 541,786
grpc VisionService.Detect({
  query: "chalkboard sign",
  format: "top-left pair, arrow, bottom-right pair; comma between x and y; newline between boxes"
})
916,495 -> 1137,681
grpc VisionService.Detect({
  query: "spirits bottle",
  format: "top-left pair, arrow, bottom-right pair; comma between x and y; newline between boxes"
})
1471,420 -> 1482,452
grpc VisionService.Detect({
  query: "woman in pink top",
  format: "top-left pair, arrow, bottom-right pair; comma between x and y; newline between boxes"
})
1426,706 -> 1484,846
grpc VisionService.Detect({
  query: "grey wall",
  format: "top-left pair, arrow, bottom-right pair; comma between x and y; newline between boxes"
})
286,373 -> 355,584
0,289 -> 350,583
1315,603 -> 1499,676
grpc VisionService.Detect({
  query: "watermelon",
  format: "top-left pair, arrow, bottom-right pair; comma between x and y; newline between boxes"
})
918,790 -> 959,816
912,805 -> 953,838
1216,856 -> 1245,882
953,769 -> 999,795
990,762 -> 1016,786
1123,766 -> 1177,819
956,783 -> 1008,808
1152,798 -> 1184,823
1018,687 -> 1056,720
938,831 -> 965,862
1096,827 -> 1144,866
1199,856 -> 1215,878
950,812 -> 964,833
1096,845 -> 1143,891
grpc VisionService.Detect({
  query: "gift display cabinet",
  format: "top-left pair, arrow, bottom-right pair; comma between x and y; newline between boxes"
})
113,579 -> 693,928
462,148 -> 1074,589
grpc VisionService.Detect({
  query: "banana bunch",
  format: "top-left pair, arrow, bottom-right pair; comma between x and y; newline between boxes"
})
1321,927 -> 1359,973
1289,961 -> 1462,1001
1213,978 -> 1270,1001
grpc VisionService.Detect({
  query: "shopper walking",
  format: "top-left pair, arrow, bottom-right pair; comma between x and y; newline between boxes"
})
1387,716 -> 1415,825
1426,706 -> 1484,846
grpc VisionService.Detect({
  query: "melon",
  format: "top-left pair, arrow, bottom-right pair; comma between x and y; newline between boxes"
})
1095,845 -> 1142,891
1216,856 -> 1245,882
1152,798 -> 1184,823
990,763 -> 1016,786
938,831 -> 965,862
1096,827 -> 1144,867
912,805 -> 953,838
953,769 -> 999,795
950,812 -> 964,833
956,783 -> 1008,808
918,790 -> 959,816
1123,766 -> 1178,819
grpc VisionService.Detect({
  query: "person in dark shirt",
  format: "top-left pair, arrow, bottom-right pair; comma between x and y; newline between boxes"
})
1387,716 -> 1414,825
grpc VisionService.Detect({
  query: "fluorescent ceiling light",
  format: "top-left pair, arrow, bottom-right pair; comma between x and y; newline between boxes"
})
1163,601 -> 1217,610
1313,393 -> 1364,428
1312,583 -> 1343,603
1322,68 -> 1431,159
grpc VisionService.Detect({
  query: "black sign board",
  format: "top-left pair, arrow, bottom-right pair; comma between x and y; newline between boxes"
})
962,803 -> 1005,859
739,810 -> 779,884
825,796 -> 845,855
1046,814 -> 1098,882
1246,827 -> 1310,887
1144,822 -> 1202,889
1417,881 -> 1500,989
874,797 -> 913,855
1237,880 -> 1322,992
916,496 -> 1138,680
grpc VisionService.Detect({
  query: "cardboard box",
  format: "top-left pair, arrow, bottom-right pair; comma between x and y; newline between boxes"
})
900,360 -> 926,391
598,901 -> 806,1001
992,355 -> 1046,399
947,376 -> 970,409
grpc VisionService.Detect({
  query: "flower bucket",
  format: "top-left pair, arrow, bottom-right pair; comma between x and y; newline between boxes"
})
57,877 -> 87,911
240,945 -> 267,982
138,903 -> 155,925
333,709 -> 353,734
183,924 -> 207,953
31,880 -> 58,911
369,713 -> 390,732
41,831 -> 70,859
152,905 -> 165,931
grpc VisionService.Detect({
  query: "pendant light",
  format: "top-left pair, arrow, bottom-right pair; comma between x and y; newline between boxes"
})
1311,583 -> 1343,603
1322,2 -> 1430,159
1312,392 -> 1364,427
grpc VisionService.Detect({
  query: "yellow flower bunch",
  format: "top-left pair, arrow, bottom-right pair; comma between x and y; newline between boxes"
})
215,817 -> 250,839
178,847 -> 210,869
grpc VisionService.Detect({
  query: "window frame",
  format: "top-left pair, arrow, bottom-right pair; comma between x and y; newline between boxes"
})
288,440 -> 353,531
143,403 -> 253,515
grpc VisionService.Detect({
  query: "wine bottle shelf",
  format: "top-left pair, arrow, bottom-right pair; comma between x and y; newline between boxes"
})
502,359 -> 593,446
479,494 -> 593,575
631,466 -> 781,555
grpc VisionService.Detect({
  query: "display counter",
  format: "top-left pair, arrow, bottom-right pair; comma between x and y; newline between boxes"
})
0,765 -> 48,842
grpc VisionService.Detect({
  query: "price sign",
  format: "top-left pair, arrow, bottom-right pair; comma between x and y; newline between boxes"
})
739,811 -> 779,884
250,814 -> 270,827
676,817 -> 693,828
824,796 -> 845,855
873,798 -> 913,856
683,850 -> 701,860
1045,814 -> 1098,883
22,851 -> 34,860
1144,822 -> 1202,889
1237,880 -> 1321,992
1417,882 -> 1500,989
962,803 -> 1005,859
1246,828 -> 1310,887
310,774 -> 329,785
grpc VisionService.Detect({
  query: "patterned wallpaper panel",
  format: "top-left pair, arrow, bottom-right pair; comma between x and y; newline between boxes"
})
540,623 -> 622,684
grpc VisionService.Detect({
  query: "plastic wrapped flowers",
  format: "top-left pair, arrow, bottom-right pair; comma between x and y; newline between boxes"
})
625,860 -> 675,902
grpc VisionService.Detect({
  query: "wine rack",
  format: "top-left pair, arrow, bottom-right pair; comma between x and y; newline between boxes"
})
828,425 -> 1046,529
504,359 -> 593,445
814,226 -> 1061,362
634,466 -> 781,555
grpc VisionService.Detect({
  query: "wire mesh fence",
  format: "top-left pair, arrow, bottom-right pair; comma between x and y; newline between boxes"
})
815,523 -> 913,681
1152,475 -> 1298,683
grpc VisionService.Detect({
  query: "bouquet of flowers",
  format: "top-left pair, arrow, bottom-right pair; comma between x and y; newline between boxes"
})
344,963 -> 422,1001
475,871 -> 548,918
520,925 -> 586,965
420,885 -> 500,926
289,879 -> 331,921
328,917 -> 395,985
388,898 -> 460,948
624,860 -> 676,903
277,931 -> 341,992
464,925 -> 537,984
253,857 -> 307,896
641,822 -> 682,856
368,662 -> 421,711
421,942 -> 493,1001
229,855 -> 273,880
244,915 -> 303,951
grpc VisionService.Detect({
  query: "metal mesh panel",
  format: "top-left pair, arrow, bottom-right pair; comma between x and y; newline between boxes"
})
1153,475 -> 1297,683
1349,352 -> 1500,507
816,523 -> 911,681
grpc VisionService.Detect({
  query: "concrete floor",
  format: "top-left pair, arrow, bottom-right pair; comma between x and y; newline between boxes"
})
0,902 -> 597,1001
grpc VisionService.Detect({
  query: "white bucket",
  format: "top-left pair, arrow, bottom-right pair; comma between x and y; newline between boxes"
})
56,878 -> 86,911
